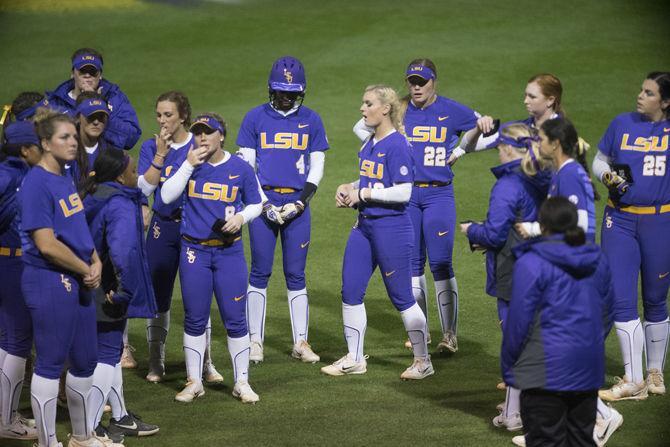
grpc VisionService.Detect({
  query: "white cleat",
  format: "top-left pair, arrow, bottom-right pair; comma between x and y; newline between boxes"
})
249,341 -> 264,364
646,368 -> 665,395
92,432 -> 124,447
492,412 -> 523,432
67,434 -> 107,447
146,361 -> 165,383
292,340 -> 320,363
594,405 -> 623,447
17,412 -> 36,428
320,353 -> 367,376
598,375 -> 648,402
400,357 -> 435,380
203,361 -> 224,384
496,401 -> 505,412
0,414 -> 38,440
437,331 -> 458,353
120,344 -> 137,369
175,380 -> 205,403
512,435 -> 526,446
232,380 -> 259,404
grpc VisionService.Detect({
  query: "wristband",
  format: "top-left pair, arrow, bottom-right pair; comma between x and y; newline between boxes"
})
154,153 -> 166,159
358,188 -> 367,203
151,161 -> 164,171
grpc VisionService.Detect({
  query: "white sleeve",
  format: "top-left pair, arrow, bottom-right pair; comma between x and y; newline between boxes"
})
520,221 -> 542,238
458,130 -> 497,153
577,210 -> 589,233
592,151 -> 612,182
137,175 -> 157,196
306,151 -> 325,186
368,182 -> 412,204
237,147 -> 257,170
353,118 -> 373,142
240,202 -> 262,224
160,161 -> 194,204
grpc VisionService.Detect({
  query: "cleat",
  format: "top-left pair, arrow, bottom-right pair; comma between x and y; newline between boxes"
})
17,412 -> 36,428
493,413 -> 523,432
94,423 -> 123,444
292,340 -> 320,363
437,331 -> 458,353
109,411 -> 159,437
67,433 -> 110,447
320,354 -> 367,376
594,405 -> 623,447
512,435 -> 526,447
646,368 -> 665,395
249,341 -> 264,364
0,414 -> 38,440
203,361 -> 224,384
120,344 -> 137,369
232,381 -> 259,403
496,401 -> 504,412
175,380 -> 205,403
599,376 -> 648,401
404,334 -> 432,350
400,357 -> 435,380
497,381 -> 507,390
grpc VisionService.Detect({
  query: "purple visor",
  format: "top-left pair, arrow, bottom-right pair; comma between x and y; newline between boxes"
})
72,54 -> 103,72
406,65 -> 435,81
76,98 -> 109,117
190,115 -> 225,134
3,120 -> 39,146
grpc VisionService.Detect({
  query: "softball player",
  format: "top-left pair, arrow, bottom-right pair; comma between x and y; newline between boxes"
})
20,108 -> 102,447
322,84 -> 432,380
0,121 -> 41,441
68,93 -> 110,188
81,148 -> 159,442
162,113 -> 262,403
595,72 -> 670,401
237,56 -> 328,364
137,92 -> 222,383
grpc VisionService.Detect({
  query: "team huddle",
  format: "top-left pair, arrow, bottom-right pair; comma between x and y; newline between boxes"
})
0,48 -> 668,447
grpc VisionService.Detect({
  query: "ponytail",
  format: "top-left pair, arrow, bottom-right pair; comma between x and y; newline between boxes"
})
79,147 -> 129,198
538,196 -> 586,246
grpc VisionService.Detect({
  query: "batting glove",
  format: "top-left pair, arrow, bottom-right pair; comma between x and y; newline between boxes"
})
602,171 -> 630,195
279,201 -> 305,222
263,202 -> 285,225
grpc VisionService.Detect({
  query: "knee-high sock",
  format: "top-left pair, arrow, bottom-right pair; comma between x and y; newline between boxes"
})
183,333 -> 205,383
288,288 -> 309,344
504,386 -> 521,418
1,354 -> 26,425
644,318 -> 669,372
65,372 -> 93,440
400,303 -> 428,359
108,363 -> 127,421
343,303 -> 366,362
596,398 -> 611,420
615,319 -> 644,383
87,363 -> 114,431
247,285 -> 267,344
435,277 -> 459,335
31,374 -> 59,447
204,317 -> 213,367
412,275 -> 429,324
122,323 -> 129,346
147,310 -> 170,371
228,335 -> 250,383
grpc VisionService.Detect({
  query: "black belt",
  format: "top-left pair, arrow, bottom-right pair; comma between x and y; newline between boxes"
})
413,181 -> 452,188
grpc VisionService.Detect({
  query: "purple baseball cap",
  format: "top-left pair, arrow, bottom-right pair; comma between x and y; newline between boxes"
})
190,115 -> 225,135
72,54 -> 103,72
76,98 -> 109,117
3,121 -> 39,146
406,64 -> 435,81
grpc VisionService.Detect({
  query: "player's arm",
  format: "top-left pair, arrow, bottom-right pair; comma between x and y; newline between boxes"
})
138,132 -> 173,195
32,228 -> 90,277
466,180 -> 520,250
353,118 -> 373,142
161,145 -> 208,204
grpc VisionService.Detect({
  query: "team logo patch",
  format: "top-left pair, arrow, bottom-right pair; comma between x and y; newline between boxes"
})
283,68 -> 293,83
152,221 -> 161,239
186,247 -> 196,264
605,214 -> 613,229
400,166 -> 408,176
61,274 -> 72,292
568,194 -> 579,205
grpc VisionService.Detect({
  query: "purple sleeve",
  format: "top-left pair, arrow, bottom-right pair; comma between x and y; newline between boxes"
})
235,111 -> 258,149
452,102 -> 478,133
21,177 -> 54,232
598,118 -> 618,158
138,139 -> 156,176
309,113 -> 329,152
241,164 -> 262,205
467,178 -> 519,250
387,143 -> 414,184
102,89 -> 142,150
557,169 -> 589,214
105,197 -> 138,305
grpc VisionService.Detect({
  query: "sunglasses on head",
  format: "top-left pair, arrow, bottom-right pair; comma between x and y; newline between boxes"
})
78,66 -> 100,77
407,76 -> 430,87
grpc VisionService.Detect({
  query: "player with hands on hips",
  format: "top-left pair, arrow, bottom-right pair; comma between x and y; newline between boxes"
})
162,113 -> 263,404
323,85 -> 433,380
19,108 -> 106,447
595,72 -> 670,402
237,56 -> 328,364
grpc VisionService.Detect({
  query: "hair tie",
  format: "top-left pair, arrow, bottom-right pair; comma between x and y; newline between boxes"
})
528,146 -> 540,171
88,170 -> 96,177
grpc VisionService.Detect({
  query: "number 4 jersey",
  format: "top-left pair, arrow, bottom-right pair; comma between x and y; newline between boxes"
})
236,103 -> 329,189
405,96 -> 479,183
599,112 -> 670,206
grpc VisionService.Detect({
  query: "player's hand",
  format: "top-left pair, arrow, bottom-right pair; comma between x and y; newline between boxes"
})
280,201 -> 304,222
222,214 -> 244,234
262,202 -> 284,225
336,183 -> 354,207
142,205 -> 151,231
186,145 -> 209,167
105,290 -> 115,304
476,116 -> 496,134
602,171 -> 630,195
84,260 -> 102,289
447,148 -> 465,166
460,222 -> 472,234
347,188 -> 366,207
515,222 -> 532,239
155,127 -> 172,157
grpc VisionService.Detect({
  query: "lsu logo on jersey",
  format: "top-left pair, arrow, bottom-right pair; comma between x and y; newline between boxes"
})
359,159 -> 384,180
186,247 -> 196,264
188,180 -> 239,203
152,221 -> 161,239
620,134 -> 668,152
407,126 -> 447,143
60,274 -> 72,292
58,193 -> 84,218
260,132 -> 308,150
159,166 -> 173,183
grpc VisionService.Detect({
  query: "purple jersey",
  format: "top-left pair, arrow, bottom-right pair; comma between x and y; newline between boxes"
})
549,160 -> 596,239
176,155 -> 262,240
236,104 -> 329,189
358,131 -> 414,217
598,112 -> 670,206
405,96 -> 478,182
138,134 -> 195,218
19,166 -> 94,269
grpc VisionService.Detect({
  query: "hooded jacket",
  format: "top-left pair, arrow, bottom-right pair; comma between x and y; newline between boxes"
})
83,182 -> 156,319
46,78 -> 141,150
501,236 -> 614,391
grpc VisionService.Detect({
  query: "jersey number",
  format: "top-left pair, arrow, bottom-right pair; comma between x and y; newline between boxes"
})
296,154 -> 305,174
642,155 -> 666,176
424,146 -> 446,167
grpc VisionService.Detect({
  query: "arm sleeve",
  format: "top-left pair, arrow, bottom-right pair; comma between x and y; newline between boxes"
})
137,176 -> 157,196
353,118 -> 373,142
160,160 -> 194,204
592,151 -> 612,182
368,182 -> 412,204
467,179 -> 520,250
102,89 -> 142,150
237,147 -> 257,170
306,151 -> 325,186
240,203 -> 262,224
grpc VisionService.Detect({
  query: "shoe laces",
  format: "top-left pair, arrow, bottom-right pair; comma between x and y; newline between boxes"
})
124,344 -> 136,353
648,370 -> 664,386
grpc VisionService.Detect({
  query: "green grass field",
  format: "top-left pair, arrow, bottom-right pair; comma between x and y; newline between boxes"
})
1,0 -> 670,445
